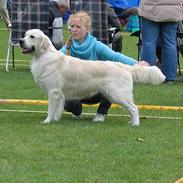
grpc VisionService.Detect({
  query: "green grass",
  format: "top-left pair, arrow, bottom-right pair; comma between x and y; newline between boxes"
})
0,20 -> 183,183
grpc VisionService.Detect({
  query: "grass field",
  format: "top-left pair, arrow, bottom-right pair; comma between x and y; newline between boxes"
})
0,20 -> 183,183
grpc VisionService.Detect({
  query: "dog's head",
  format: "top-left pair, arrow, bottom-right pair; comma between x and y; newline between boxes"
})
19,29 -> 55,56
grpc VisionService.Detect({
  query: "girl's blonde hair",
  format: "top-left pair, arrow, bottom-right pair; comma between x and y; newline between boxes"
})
65,11 -> 92,55
68,11 -> 92,32
65,35 -> 73,55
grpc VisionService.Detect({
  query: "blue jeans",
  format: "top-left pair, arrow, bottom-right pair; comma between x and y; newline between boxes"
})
140,17 -> 178,81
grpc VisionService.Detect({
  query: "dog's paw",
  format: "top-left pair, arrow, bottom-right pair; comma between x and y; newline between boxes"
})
41,116 -> 59,124
131,121 -> 140,126
41,116 -> 52,124
128,120 -> 139,126
41,120 -> 52,124
131,123 -> 139,126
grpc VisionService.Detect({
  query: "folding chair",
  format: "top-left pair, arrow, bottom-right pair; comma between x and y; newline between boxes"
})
6,0 -> 49,71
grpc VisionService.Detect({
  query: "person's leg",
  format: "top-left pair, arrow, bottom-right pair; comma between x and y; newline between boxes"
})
81,93 -> 101,105
140,17 -> 160,65
64,94 -> 111,121
160,22 -> 178,81
96,96 -> 111,116
81,93 -> 111,122
91,100 -> 111,122
64,100 -> 82,116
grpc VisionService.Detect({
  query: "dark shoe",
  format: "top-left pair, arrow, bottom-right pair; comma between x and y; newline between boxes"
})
176,77 -> 183,82
165,80 -> 174,84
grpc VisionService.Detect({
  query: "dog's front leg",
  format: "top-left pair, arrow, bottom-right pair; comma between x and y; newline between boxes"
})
126,103 -> 140,126
42,89 -> 65,123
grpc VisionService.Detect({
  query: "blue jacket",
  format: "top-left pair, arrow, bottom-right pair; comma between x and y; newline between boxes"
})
60,33 -> 137,65
107,0 -> 129,9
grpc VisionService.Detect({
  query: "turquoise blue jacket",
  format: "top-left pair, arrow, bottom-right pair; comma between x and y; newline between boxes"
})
60,32 -> 137,65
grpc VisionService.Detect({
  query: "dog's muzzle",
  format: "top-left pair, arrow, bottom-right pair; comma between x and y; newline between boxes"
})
19,38 -> 35,54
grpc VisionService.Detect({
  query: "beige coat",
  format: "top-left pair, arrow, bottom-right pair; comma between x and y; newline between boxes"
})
138,0 -> 183,22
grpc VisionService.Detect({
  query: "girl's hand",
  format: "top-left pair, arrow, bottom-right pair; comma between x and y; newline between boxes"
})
137,60 -> 150,66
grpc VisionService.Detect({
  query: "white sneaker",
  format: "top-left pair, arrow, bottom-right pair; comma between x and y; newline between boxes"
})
72,114 -> 80,119
93,114 -> 105,122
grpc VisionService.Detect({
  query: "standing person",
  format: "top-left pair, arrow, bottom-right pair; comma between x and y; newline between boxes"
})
138,0 -> 183,83
61,11 -> 149,122
0,0 -> 11,28
49,0 -> 69,50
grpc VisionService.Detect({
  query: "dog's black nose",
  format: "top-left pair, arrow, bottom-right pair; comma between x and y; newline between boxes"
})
19,39 -> 24,47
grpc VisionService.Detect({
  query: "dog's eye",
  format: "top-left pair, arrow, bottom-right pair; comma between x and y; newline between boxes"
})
30,35 -> 35,39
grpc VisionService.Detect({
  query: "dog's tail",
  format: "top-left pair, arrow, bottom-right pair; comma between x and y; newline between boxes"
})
128,65 -> 166,85
115,63 -> 166,85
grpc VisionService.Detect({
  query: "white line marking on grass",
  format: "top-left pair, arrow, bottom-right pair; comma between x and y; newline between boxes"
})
0,59 -> 30,62
0,109 -> 182,120
0,63 -> 30,67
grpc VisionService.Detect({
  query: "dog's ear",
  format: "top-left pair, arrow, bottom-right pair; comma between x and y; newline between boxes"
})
40,36 -> 50,51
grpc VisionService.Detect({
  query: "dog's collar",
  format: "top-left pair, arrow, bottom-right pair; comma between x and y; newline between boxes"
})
34,65 -> 59,83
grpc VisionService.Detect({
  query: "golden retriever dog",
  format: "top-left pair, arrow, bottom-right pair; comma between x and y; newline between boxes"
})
19,29 -> 166,125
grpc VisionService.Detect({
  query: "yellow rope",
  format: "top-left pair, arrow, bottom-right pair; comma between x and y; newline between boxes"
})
0,99 -> 48,105
1,99 -> 183,111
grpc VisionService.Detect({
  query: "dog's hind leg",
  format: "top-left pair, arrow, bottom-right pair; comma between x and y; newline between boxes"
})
107,90 -> 140,126
115,99 -> 139,125
43,89 -> 64,123
121,101 -> 139,126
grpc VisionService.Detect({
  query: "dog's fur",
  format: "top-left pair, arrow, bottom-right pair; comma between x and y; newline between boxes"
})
19,29 -> 166,125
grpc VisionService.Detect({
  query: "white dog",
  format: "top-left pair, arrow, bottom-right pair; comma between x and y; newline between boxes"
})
19,29 -> 166,125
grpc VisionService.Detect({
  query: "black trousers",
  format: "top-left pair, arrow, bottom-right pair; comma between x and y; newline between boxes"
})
64,93 -> 111,116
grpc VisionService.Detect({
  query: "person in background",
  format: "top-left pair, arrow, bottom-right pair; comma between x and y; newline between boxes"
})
107,0 -> 138,27
61,11 -> 149,122
49,0 -> 69,50
138,0 -> 183,83
0,0 -> 11,28
70,0 -> 110,45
